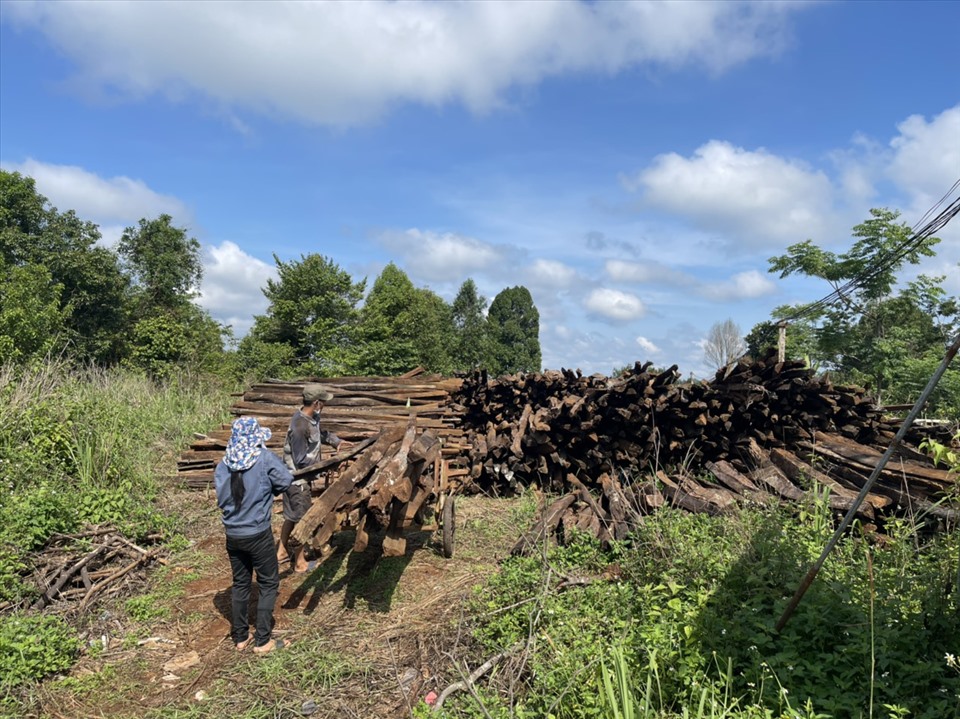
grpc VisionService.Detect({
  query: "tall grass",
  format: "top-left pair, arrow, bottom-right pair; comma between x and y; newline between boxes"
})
456,494 -> 960,719
0,359 -> 234,604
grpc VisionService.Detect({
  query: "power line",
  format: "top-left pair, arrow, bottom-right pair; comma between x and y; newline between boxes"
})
780,185 -> 960,323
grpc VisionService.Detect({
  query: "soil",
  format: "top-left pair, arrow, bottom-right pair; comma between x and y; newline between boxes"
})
33,489 -> 526,719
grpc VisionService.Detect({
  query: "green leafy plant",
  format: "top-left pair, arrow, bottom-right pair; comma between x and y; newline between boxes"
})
0,612 -> 79,687
920,432 -> 960,473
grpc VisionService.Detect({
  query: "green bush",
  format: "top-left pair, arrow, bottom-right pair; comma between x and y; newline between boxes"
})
458,500 -> 960,718
0,612 -> 79,687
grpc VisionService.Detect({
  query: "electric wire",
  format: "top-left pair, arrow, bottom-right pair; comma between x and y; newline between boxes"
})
779,184 -> 960,324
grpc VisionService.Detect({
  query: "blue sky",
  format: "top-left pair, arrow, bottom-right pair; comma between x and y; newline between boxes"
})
1,0 -> 958,377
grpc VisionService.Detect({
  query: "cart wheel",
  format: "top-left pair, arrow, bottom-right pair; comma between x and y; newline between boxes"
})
441,495 -> 456,559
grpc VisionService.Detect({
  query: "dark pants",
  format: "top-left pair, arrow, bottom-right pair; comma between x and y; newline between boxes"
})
225,528 -> 280,647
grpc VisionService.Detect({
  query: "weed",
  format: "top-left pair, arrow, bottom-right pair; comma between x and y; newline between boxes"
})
0,612 -> 79,687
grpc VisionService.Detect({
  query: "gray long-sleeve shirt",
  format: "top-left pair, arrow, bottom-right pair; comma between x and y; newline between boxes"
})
215,450 -> 293,537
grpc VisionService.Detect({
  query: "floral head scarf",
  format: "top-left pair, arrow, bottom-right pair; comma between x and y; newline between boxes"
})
224,417 -> 272,471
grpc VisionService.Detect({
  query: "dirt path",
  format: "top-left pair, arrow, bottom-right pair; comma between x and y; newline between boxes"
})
37,492 -> 526,718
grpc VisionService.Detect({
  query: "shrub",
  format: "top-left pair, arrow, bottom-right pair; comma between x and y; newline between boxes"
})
0,612 -> 79,687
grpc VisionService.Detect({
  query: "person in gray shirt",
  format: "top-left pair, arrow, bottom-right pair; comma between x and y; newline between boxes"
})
277,384 -> 341,573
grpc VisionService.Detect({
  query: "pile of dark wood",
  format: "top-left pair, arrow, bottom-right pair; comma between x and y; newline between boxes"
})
451,350 -> 897,493
288,421 -> 450,558
449,350 -> 957,552
177,353 -> 957,556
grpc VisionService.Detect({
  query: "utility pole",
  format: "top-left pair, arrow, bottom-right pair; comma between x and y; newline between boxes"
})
777,321 -> 787,362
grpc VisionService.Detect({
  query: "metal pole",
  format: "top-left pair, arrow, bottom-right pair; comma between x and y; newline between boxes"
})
775,333 -> 960,633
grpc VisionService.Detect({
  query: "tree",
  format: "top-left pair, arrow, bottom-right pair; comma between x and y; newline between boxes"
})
0,262 -> 68,363
349,263 -> 423,376
250,253 -> 365,376
451,278 -> 488,372
486,286 -> 541,375
766,207 -> 956,409
123,304 -> 227,380
703,319 -> 747,371
0,171 -> 129,363
116,214 -> 230,377
117,214 -> 203,314
413,287 -> 455,375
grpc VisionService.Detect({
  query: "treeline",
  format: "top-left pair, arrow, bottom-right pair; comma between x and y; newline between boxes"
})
0,170 -> 541,380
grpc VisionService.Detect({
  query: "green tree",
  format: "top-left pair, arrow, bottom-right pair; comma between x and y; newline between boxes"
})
0,171 -> 129,363
117,214 -> 202,314
349,263 -> 421,376
117,215 -> 228,377
0,262 -> 68,363
451,278 -> 488,372
766,207 -> 956,408
233,336 -> 298,382
486,286 -> 541,375
250,253 -> 365,376
414,287 -> 455,374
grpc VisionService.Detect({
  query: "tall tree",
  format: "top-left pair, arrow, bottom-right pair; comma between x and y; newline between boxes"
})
250,253 -> 365,376
413,287 -> 455,375
486,286 -> 541,375
117,214 -> 203,314
0,170 -> 128,363
703,319 -> 746,371
117,214 -> 230,377
451,278 -> 488,372
349,263 -> 420,375
766,207 -> 956,407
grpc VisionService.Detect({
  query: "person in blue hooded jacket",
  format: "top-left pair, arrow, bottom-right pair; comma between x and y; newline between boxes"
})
214,417 -> 292,654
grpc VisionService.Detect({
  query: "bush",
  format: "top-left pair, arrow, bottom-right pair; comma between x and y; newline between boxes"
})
0,612 -> 79,687
0,360 -> 233,603
459,500 -> 960,718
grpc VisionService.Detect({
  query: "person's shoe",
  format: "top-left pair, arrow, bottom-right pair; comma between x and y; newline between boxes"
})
235,632 -> 253,652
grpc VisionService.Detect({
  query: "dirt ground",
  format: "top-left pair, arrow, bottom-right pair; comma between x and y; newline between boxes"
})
34,489 -> 528,719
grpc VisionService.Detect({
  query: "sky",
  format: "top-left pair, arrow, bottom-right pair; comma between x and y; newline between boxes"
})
1,0 -> 958,378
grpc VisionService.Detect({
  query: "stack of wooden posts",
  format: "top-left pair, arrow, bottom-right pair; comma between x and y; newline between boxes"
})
451,349 -> 894,494
176,370 -> 467,489
288,420 -> 448,558
511,434 -> 958,555
452,349 -> 958,552
177,353 -> 957,555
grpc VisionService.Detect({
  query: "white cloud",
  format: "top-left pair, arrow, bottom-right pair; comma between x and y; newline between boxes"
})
529,258 -> 578,288
701,269 -> 777,301
378,228 -> 509,282
3,1 -> 809,126
627,140 -> 836,247
635,336 -> 660,354
198,241 -> 275,337
605,258 -> 697,286
1,158 -> 189,226
583,287 -> 646,322
887,105 -> 960,205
